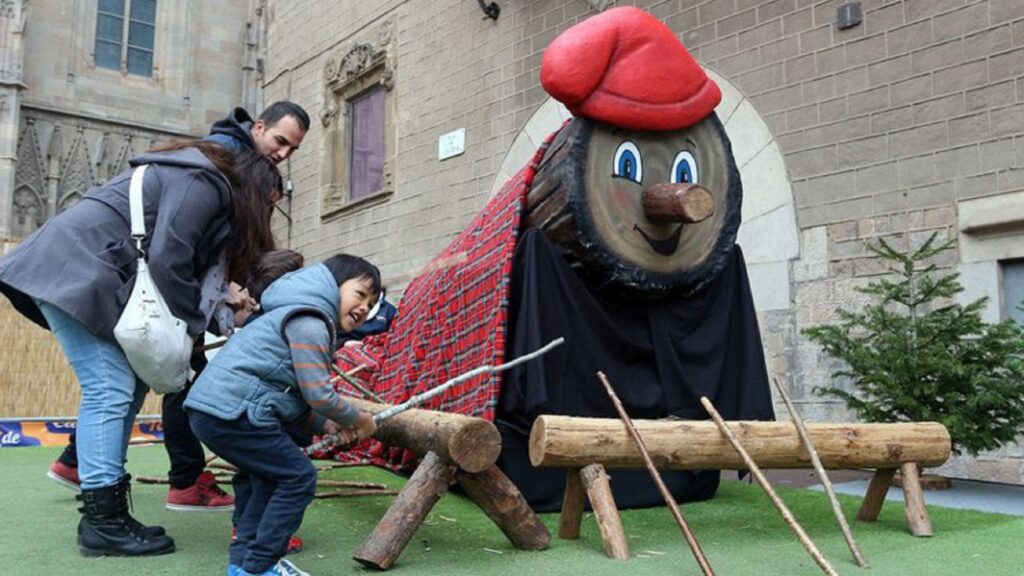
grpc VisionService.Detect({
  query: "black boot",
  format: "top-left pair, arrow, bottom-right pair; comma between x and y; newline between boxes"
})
77,478 -> 175,557
76,476 -> 165,540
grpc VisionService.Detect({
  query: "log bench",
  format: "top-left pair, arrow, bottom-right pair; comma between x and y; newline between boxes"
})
343,399 -> 550,570
529,415 -> 952,558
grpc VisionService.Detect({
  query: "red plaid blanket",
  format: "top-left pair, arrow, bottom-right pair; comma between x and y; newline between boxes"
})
320,134 -> 556,470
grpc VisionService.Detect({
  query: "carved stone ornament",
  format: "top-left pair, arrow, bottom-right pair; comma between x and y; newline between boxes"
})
320,18 -> 396,126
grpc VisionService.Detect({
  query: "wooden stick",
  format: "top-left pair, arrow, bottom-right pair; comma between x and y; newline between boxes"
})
598,372 -> 714,575
317,479 -> 392,490
316,461 -> 370,471
315,489 -> 399,499
334,364 -> 383,403
774,378 -> 868,568
208,462 -> 239,472
700,396 -> 839,576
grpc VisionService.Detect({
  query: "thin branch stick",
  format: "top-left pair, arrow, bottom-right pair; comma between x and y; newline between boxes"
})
598,372 -> 715,576
774,378 -> 869,568
136,475 -> 169,485
208,462 -> 239,472
316,461 -> 370,471
317,480 -> 392,490
334,364 -> 384,403
305,337 -> 565,455
314,489 -> 399,499
372,337 -> 565,423
700,396 -> 839,576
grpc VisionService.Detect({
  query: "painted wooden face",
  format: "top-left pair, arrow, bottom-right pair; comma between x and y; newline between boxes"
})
581,115 -> 740,279
524,114 -> 741,295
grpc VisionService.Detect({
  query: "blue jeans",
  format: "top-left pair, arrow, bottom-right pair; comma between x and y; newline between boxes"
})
37,301 -> 148,489
189,411 -> 316,573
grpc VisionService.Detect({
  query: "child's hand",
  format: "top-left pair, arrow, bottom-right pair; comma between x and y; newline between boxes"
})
321,419 -> 358,447
353,411 -> 377,441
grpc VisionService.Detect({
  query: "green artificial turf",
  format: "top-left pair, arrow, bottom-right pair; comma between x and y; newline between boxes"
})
1,445 -> 1022,575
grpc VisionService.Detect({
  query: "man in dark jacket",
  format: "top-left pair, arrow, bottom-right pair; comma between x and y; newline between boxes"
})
206,101 -> 309,165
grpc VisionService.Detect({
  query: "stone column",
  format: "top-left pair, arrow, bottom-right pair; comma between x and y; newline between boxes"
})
0,0 -> 28,238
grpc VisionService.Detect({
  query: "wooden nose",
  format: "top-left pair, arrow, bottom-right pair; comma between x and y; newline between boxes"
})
641,183 -> 714,223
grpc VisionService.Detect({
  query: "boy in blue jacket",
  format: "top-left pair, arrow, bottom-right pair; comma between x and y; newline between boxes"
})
186,254 -> 379,576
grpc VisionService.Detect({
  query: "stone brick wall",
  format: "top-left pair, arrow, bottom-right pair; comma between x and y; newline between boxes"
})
267,0 -> 1024,484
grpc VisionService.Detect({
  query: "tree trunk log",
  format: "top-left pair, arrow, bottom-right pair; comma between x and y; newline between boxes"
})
353,451 -> 454,570
531,416 -> 950,470
856,468 -> 896,522
900,462 -> 933,537
580,464 -> 630,560
347,397 -> 501,473
456,465 -> 551,551
559,468 -> 584,540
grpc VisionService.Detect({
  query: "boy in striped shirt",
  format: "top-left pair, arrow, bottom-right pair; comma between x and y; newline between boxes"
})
186,254 -> 380,576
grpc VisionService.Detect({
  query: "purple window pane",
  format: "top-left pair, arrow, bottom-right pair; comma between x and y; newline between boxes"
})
348,88 -> 385,201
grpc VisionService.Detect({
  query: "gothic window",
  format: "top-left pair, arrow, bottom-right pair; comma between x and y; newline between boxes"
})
95,0 -> 156,76
319,19 -> 397,219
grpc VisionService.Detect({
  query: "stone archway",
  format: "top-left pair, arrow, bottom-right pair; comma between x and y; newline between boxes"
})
488,69 -> 799,312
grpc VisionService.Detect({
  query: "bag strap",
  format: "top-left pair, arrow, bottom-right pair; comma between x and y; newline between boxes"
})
128,165 -> 149,254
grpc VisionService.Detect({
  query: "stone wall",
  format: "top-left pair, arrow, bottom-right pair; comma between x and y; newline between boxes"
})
2,0 -> 257,239
265,0 -> 1024,484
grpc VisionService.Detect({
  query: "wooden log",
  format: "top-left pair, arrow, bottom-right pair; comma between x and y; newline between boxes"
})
456,465 -> 551,551
347,397 -> 501,473
559,468 -> 585,540
857,468 -> 896,522
580,464 -> 630,560
531,415 -> 950,470
900,463 -> 933,537
353,452 -> 454,570
642,183 -> 715,223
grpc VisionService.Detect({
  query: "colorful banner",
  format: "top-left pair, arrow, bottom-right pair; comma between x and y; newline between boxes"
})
0,418 -> 163,448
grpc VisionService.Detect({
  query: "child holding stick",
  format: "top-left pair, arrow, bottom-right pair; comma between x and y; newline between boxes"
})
186,254 -> 379,576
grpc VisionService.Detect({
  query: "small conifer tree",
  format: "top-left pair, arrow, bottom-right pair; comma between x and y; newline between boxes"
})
804,233 -> 1024,456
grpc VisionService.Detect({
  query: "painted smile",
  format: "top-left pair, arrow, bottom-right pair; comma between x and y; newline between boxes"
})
633,223 -> 684,256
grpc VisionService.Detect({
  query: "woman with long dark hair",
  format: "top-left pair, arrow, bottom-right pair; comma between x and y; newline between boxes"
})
0,140 -> 279,557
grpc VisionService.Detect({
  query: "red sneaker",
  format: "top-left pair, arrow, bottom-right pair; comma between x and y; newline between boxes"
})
165,471 -> 234,512
46,460 -> 81,493
231,526 -> 303,554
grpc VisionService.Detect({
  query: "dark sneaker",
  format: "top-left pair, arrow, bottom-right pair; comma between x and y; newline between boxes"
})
166,471 -> 234,512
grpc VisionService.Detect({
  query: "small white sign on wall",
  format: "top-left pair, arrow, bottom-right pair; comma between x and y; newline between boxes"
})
438,128 -> 466,160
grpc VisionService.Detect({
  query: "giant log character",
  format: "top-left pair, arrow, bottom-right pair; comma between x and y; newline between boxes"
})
496,6 -> 773,512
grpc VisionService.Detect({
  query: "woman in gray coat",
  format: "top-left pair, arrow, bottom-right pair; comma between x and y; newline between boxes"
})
0,141 -> 280,557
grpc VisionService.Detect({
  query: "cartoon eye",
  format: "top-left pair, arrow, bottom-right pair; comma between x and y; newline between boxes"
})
612,141 -> 643,184
671,151 -> 698,184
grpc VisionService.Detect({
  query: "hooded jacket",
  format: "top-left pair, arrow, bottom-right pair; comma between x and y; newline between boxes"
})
204,107 -> 256,153
0,147 -> 233,338
185,264 -> 356,428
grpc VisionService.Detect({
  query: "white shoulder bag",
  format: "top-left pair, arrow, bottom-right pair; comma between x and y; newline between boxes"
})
113,165 -> 192,394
